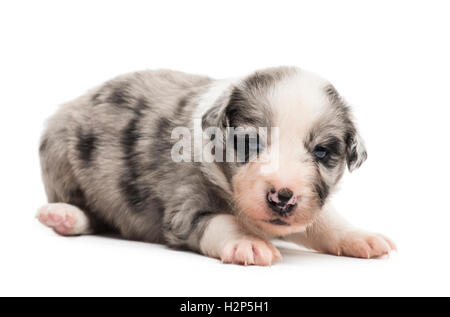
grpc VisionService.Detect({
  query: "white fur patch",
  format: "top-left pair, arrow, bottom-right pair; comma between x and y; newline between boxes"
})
262,69 -> 332,176
199,214 -> 242,258
269,69 -> 331,125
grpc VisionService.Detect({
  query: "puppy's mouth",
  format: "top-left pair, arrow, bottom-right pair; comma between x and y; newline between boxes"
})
265,218 -> 290,226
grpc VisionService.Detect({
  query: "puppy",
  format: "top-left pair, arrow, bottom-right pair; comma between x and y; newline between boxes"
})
37,66 -> 395,265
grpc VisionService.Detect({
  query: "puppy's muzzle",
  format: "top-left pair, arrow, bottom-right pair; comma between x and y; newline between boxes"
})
266,187 -> 298,217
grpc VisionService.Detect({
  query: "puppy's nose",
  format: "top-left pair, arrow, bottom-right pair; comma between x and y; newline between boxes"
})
277,188 -> 293,202
266,187 -> 297,216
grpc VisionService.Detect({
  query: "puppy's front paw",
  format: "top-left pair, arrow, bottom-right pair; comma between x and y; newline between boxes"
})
330,231 -> 396,259
220,238 -> 281,266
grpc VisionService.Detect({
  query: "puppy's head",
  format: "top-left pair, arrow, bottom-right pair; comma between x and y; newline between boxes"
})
204,67 -> 367,236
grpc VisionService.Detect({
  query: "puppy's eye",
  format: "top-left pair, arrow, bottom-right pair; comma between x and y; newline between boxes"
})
245,135 -> 263,162
247,137 -> 262,152
233,134 -> 263,163
313,147 -> 328,159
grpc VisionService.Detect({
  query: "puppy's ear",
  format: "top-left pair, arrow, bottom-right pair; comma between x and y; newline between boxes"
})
202,85 -> 243,130
326,84 -> 368,172
201,103 -> 228,130
345,128 -> 367,172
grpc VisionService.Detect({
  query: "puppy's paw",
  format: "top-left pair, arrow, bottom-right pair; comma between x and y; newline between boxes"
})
36,203 -> 90,236
330,231 -> 396,259
220,237 -> 281,266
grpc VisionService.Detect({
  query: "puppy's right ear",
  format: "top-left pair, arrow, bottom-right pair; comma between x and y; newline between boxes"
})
201,102 -> 227,130
201,84 -> 241,130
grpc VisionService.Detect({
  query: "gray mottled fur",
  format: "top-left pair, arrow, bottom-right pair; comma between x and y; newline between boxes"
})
40,69 -> 220,249
39,67 -> 366,252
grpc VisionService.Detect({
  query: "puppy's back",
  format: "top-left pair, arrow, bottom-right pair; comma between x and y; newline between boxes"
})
39,69 -> 212,239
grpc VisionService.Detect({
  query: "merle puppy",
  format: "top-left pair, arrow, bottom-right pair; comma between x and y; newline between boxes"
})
37,66 -> 395,265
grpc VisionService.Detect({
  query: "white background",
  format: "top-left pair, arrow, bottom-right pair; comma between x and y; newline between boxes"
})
1,0 -> 449,296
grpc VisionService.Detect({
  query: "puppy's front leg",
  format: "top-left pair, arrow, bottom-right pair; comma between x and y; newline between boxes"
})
286,204 -> 396,258
199,214 -> 281,266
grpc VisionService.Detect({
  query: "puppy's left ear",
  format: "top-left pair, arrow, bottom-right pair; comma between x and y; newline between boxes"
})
326,84 -> 368,172
345,128 -> 367,172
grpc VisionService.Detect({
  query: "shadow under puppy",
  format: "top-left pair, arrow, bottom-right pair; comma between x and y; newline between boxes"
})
37,66 -> 396,265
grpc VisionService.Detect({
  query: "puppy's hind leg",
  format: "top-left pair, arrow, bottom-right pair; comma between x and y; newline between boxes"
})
36,203 -> 92,236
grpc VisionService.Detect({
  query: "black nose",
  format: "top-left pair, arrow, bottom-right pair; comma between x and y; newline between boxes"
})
266,187 -> 297,216
277,188 -> 293,202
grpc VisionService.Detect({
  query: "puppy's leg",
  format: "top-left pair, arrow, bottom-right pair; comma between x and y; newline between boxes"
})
36,203 -> 92,236
285,204 -> 396,258
199,215 -> 281,265
199,215 -> 281,266
165,209 -> 280,266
